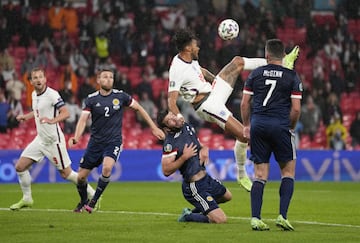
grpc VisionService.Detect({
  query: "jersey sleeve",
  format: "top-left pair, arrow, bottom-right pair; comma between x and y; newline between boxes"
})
291,73 -> 303,99
122,92 -> 133,107
243,71 -> 255,95
52,90 -> 65,110
168,61 -> 183,92
83,96 -> 91,111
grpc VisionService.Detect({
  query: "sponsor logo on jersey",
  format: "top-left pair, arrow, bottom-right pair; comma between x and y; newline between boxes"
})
113,99 -> 120,110
95,102 -> 101,107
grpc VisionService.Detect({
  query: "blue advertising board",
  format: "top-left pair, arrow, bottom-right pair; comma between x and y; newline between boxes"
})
0,149 -> 359,183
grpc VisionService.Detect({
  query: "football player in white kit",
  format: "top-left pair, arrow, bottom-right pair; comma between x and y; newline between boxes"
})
10,67 -> 96,210
168,29 -> 299,192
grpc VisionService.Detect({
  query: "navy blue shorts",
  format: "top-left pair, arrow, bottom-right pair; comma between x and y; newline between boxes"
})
80,139 -> 122,170
249,120 -> 296,164
182,174 -> 226,215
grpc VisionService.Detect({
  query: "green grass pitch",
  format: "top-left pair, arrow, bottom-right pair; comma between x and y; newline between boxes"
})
0,181 -> 359,243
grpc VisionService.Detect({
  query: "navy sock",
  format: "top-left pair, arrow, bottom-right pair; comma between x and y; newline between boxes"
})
92,174 -> 110,202
185,213 -> 209,223
77,181 -> 88,204
279,177 -> 294,219
251,179 -> 266,219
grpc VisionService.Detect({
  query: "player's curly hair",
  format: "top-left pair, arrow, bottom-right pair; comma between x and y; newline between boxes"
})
173,28 -> 196,52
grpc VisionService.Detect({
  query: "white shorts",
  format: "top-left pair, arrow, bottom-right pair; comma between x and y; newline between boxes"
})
195,76 -> 233,129
21,136 -> 72,170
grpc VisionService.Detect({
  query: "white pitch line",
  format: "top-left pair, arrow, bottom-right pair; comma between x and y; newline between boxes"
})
1,208 -> 359,229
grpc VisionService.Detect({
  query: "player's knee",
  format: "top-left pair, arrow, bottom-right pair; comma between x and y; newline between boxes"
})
225,190 -> 232,202
77,174 -> 87,182
231,56 -> 244,68
211,214 -> 227,224
14,164 -> 24,172
208,209 -> 227,223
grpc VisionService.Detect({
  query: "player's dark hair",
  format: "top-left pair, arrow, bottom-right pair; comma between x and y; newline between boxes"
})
157,109 -> 169,128
97,68 -> 114,77
173,28 -> 196,51
265,39 -> 285,60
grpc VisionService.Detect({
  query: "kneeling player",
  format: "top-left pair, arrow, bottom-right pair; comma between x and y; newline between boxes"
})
157,110 -> 232,223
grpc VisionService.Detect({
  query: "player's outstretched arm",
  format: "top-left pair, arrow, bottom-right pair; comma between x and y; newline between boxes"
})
16,111 -> 34,122
68,111 -> 90,147
130,99 -> 165,140
168,90 -> 183,115
40,105 -> 70,124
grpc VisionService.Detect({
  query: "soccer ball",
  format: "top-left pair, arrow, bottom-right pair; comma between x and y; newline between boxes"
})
218,19 -> 239,40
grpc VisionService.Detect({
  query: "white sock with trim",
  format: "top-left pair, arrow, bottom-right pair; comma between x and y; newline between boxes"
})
234,140 -> 248,178
18,170 -> 32,201
243,57 -> 267,70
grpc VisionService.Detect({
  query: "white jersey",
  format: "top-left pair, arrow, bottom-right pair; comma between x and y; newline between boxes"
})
32,87 -> 66,144
168,54 -> 212,103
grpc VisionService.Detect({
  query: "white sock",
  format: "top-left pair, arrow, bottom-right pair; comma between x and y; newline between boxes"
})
66,170 -> 95,198
18,170 -> 32,201
234,140 -> 248,178
243,57 -> 267,70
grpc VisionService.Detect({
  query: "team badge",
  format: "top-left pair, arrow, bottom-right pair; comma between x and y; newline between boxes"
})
299,83 -> 303,92
206,196 -> 214,202
113,99 -> 120,110
164,144 -> 172,153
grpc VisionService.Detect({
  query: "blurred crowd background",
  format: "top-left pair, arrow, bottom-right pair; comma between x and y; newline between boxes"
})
0,0 -> 359,151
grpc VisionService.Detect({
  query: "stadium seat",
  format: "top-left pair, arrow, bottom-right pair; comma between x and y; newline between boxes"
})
11,35 -> 20,47
223,139 -> 235,150
13,47 -> 27,59
118,65 -> 130,75
283,17 -> 296,28
347,19 -> 359,36
151,78 -> 166,100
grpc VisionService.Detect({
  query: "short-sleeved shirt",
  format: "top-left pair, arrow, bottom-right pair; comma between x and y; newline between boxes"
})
83,89 -> 132,144
22,86 -> 71,170
168,55 -> 212,103
161,122 -> 205,182
243,64 -> 303,163
32,87 -> 66,144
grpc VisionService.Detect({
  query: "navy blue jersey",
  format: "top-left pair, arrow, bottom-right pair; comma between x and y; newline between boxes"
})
244,64 -> 302,163
162,122 -> 205,182
243,64 -> 302,126
84,89 -> 132,144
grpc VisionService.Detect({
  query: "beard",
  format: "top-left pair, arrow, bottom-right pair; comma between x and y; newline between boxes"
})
168,123 -> 183,133
101,85 -> 112,92
191,52 -> 198,61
